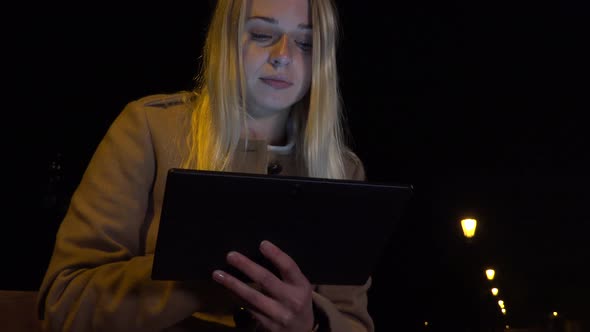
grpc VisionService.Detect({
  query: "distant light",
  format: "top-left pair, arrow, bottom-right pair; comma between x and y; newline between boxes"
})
506,325 -> 510,329
553,311 -> 558,317
424,321 -> 429,326
498,300 -> 505,309
486,269 -> 496,280
502,308 -> 507,315
461,219 -> 477,238
491,288 -> 499,296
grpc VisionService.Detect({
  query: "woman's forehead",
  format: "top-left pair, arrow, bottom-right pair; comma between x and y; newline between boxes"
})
246,0 -> 311,25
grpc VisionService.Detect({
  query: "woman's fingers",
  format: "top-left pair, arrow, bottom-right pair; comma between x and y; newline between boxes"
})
213,242 -> 315,331
225,251 -> 291,301
212,269 -> 288,323
259,240 -> 309,287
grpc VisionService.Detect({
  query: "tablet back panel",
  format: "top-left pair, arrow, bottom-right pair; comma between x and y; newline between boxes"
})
152,168 -> 413,285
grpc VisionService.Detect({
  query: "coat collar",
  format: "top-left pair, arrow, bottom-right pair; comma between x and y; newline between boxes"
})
229,139 -> 298,176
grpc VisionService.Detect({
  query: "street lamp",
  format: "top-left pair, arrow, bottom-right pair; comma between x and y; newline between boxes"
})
486,269 -> 496,281
461,218 -> 477,239
491,288 -> 499,296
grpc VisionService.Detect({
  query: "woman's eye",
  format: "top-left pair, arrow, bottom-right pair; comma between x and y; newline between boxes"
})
251,32 -> 272,41
296,41 -> 313,52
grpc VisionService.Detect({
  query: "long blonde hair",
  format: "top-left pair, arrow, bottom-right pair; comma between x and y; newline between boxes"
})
182,0 -> 349,179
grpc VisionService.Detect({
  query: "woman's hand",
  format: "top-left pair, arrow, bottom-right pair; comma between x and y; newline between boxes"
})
212,240 -> 315,332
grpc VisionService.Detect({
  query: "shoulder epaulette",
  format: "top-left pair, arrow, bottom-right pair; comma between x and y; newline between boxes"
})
142,92 -> 196,109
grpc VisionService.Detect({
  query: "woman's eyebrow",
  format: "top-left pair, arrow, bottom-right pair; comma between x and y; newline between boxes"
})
248,16 -> 278,24
247,16 -> 312,30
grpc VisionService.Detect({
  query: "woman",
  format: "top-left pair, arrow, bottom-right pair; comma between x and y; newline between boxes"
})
37,0 -> 374,331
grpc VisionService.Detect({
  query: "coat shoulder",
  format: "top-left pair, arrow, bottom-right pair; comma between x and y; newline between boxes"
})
343,150 -> 366,181
133,91 -> 196,110
123,91 -> 196,130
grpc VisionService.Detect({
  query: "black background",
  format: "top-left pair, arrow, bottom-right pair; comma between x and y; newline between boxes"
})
5,1 -> 589,330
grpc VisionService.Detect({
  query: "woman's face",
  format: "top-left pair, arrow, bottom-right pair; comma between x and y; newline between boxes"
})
242,0 -> 313,118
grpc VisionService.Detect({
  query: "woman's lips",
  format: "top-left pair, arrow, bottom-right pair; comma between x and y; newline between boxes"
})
260,78 -> 293,89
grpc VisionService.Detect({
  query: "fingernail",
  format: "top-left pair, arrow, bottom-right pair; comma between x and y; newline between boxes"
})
227,251 -> 237,262
213,270 -> 225,282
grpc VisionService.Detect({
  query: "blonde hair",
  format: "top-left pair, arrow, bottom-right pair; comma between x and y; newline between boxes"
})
183,0 -> 350,179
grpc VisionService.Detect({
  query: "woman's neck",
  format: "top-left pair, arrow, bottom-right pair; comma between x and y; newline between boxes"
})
244,109 -> 291,146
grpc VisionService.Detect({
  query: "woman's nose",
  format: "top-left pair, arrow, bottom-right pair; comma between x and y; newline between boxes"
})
269,34 -> 292,67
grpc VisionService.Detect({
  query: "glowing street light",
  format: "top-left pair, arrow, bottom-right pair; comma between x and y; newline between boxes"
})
553,312 -> 558,317
498,300 -> 505,309
502,308 -> 507,315
461,218 -> 477,238
491,288 -> 499,296
486,269 -> 496,280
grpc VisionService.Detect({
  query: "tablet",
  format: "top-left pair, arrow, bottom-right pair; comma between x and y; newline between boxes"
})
151,168 -> 413,285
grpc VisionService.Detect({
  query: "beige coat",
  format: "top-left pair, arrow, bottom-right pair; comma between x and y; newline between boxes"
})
37,93 -> 374,332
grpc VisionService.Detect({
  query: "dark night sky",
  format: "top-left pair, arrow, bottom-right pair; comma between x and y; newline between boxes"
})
6,1 -> 589,330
